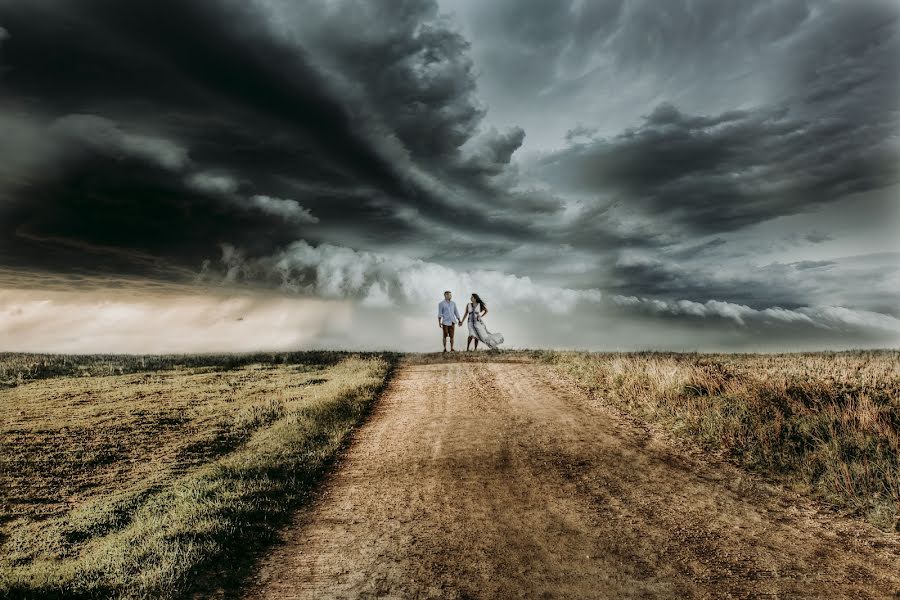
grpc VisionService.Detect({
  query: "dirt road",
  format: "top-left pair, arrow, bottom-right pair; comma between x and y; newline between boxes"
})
243,358 -> 900,599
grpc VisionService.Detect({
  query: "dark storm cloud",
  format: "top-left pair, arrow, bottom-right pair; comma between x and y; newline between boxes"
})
565,125 -> 600,144
444,0 -> 822,143
803,231 -> 833,244
0,1 -> 406,189
489,0 -> 807,73
456,127 -> 526,178
537,96 -> 899,233
0,0 -> 545,281
608,250 -> 900,318
669,238 -> 728,260
0,0 -> 898,349
270,0 -> 487,165
0,0 -> 391,275
525,0 -> 900,237
259,1 -> 570,234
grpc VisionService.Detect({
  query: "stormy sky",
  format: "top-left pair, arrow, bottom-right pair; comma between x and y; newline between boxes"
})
1,0 -> 898,352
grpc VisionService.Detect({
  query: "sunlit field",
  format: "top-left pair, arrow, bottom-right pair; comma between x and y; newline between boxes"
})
545,350 -> 900,531
2,350 -> 898,599
0,352 -> 395,599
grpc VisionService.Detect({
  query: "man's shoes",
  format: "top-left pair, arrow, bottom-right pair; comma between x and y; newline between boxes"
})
443,349 -> 447,353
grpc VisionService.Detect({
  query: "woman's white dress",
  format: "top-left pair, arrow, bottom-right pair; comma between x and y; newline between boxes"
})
467,302 -> 504,349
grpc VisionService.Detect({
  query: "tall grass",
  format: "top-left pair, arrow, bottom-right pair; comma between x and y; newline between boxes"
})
0,354 -> 395,599
545,350 -> 900,531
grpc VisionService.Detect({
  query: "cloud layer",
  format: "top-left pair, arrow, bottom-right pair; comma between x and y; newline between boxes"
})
0,0 -> 897,350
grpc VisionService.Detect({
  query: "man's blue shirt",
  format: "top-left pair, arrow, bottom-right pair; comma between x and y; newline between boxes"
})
438,300 -> 460,325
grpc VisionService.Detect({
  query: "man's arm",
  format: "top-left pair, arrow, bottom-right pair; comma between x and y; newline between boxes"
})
438,302 -> 443,328
454,302 -> 461,321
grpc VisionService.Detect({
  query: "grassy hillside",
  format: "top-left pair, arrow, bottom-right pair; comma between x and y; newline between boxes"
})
545,350 -> 900,531
0,352 -> 396,599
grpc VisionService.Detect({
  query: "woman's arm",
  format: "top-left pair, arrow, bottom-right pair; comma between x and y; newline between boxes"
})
481,307 -> 488,317
460,304 -> 469,325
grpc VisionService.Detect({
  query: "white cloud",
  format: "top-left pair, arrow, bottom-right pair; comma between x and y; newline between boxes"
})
795,305 -> 900,333
50,114 -> 189,170
610,294 -> 900,334
207,239 -> 900,340
250,195 -> 319,223
361,280 -> 391,307
216,239 -> 604,313
187,171 -> 239,195
1,282 -> 895,354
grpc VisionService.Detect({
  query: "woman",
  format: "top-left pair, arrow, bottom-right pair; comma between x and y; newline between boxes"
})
460,293 -> 504,350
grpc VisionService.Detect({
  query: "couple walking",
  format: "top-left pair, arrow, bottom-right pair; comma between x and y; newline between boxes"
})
437,290 -> 504,352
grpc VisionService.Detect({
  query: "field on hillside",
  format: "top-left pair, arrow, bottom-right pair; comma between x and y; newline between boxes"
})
544,350 -> 900,531
0,352 -> 395,599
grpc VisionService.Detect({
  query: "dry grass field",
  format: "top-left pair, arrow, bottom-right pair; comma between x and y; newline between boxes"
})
245,352 -> 900,599
0,352 -> 395,599
544,350 -> 900,532
1,350 -> 898,599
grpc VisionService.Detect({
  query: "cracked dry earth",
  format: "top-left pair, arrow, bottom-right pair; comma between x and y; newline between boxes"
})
242,358 -> 900,599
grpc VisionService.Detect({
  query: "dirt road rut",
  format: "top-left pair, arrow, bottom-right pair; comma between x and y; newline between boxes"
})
243,359 -> 900,599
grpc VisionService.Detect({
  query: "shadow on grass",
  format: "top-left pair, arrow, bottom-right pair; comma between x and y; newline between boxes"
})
0,354 -> 401,600
183,357 -> 402,600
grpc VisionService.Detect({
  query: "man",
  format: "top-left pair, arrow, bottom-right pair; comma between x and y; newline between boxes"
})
437,290 -> 461,353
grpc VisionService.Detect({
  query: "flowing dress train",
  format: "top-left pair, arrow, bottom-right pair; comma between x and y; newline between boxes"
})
468,302 -> 504,350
